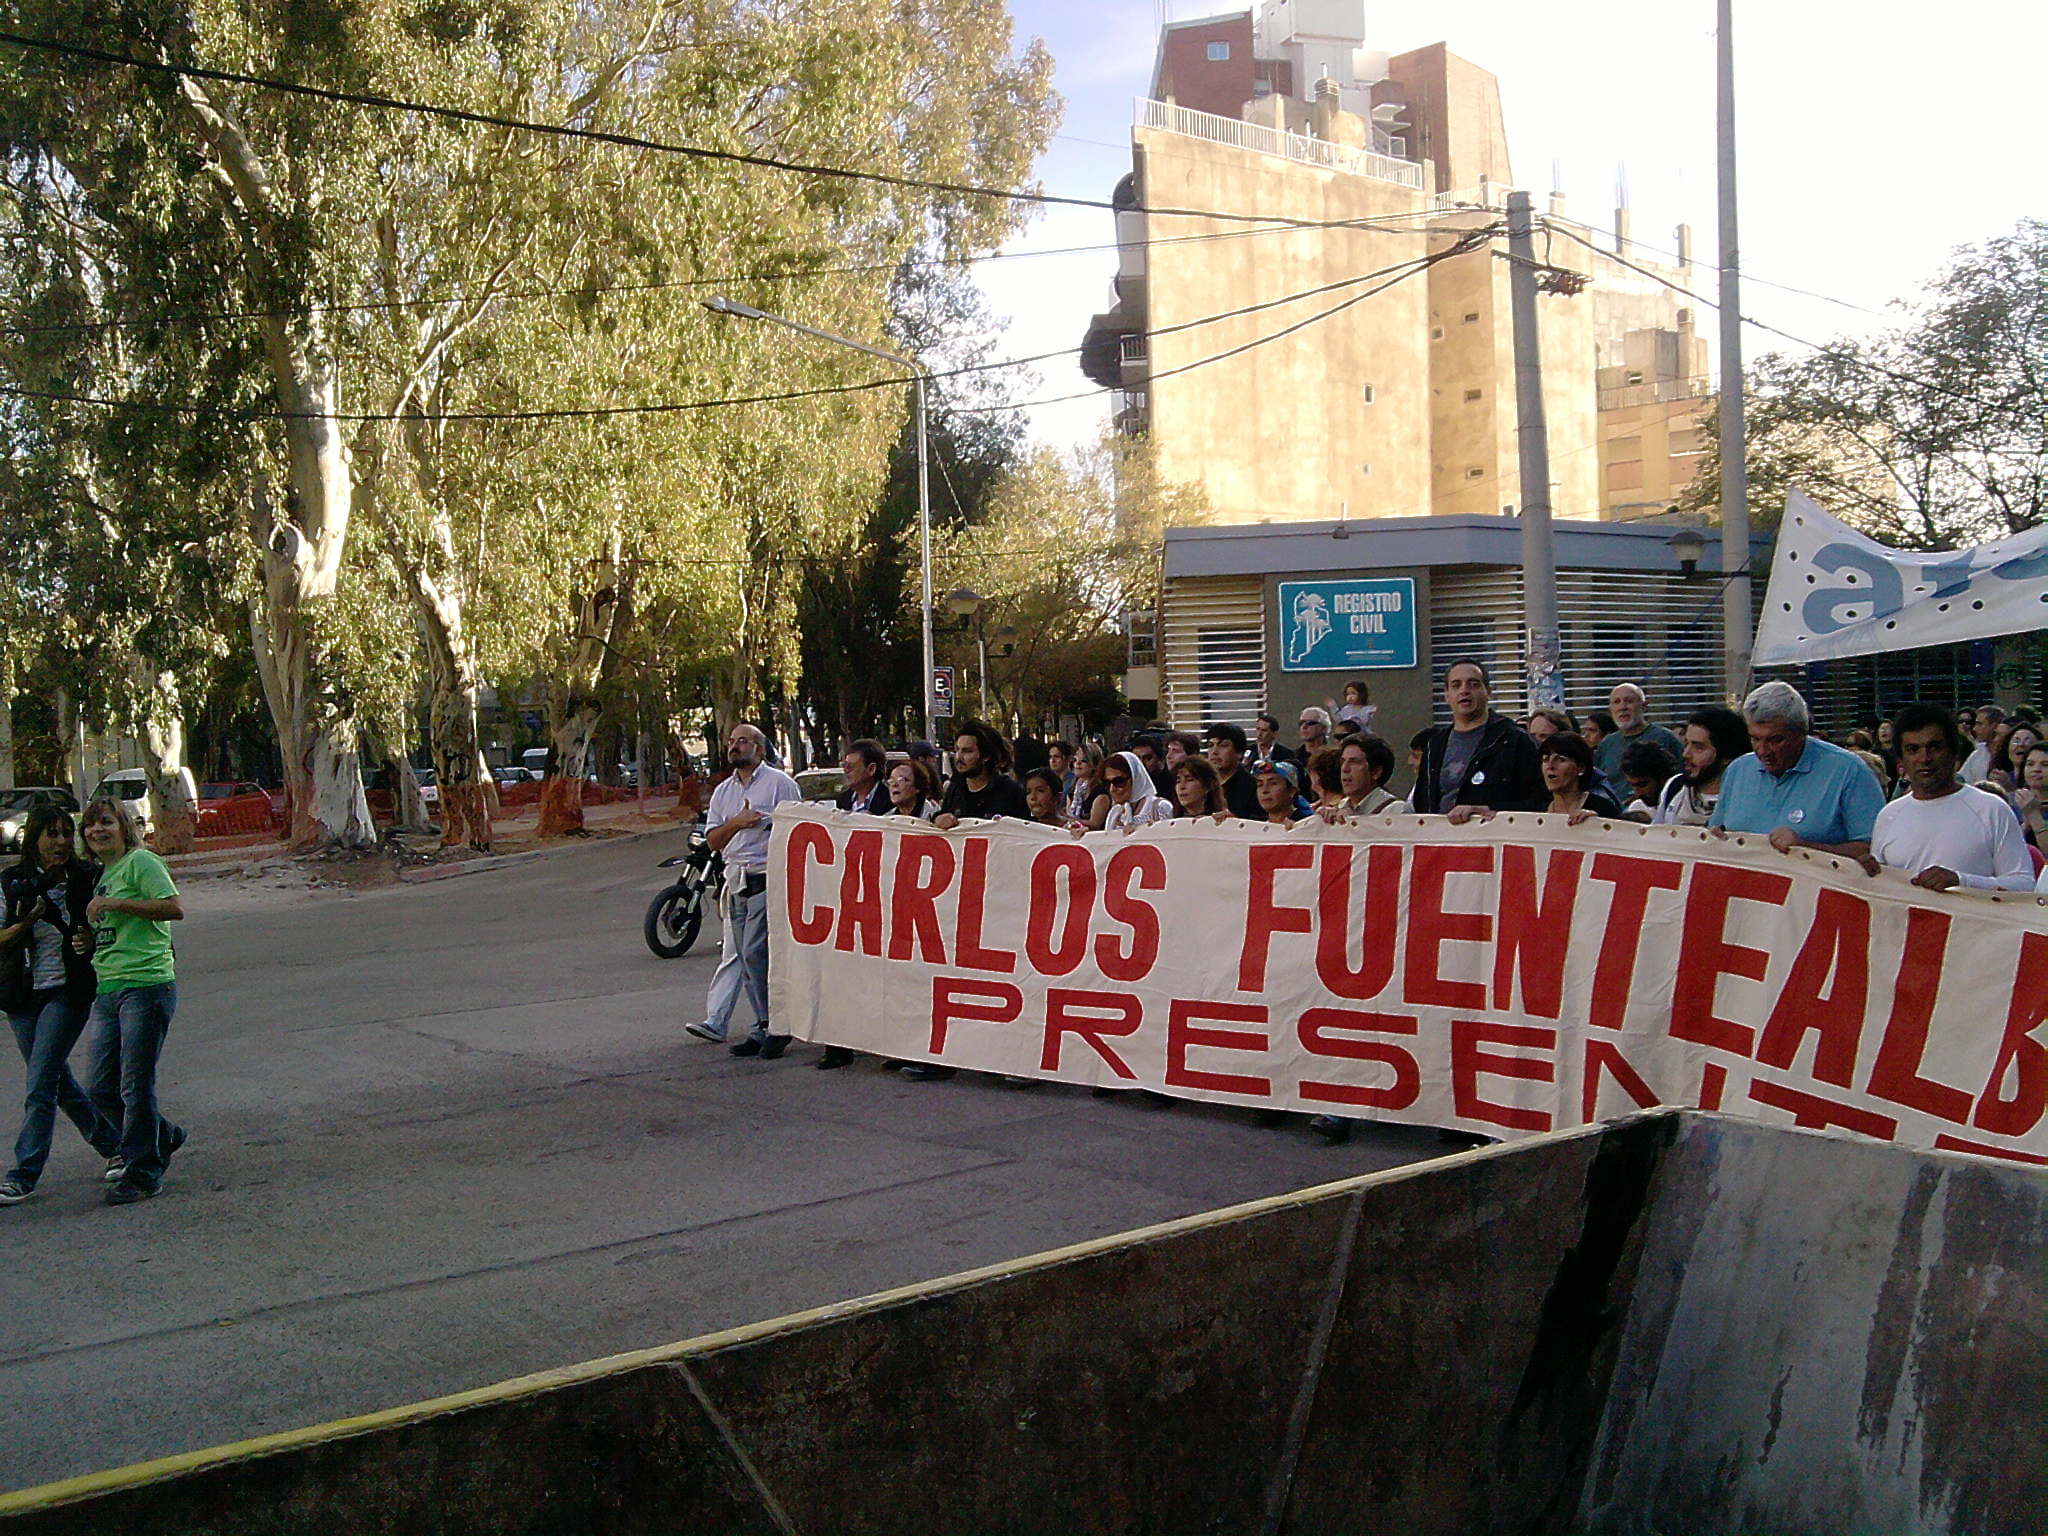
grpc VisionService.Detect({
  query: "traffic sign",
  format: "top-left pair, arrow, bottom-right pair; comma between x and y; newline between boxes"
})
932,665 -> 956,718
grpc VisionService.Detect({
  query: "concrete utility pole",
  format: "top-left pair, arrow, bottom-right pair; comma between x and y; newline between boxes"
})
1506,189 -> 1565,712
1716,0 -> 1753,704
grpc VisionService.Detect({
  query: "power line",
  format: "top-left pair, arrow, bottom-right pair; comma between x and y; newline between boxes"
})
0,31 -> 1435,235
3,203 -> 1451,340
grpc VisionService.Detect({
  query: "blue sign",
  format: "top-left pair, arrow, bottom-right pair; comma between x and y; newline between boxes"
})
1277,578 -> 1416,672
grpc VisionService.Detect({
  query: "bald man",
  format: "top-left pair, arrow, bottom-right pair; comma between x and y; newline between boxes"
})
1593,683 -> 1684,787
687,724 -> 803,1059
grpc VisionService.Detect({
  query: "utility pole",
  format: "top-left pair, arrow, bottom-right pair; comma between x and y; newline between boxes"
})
1507,189 -> 1564,712
1716,0 -> 1752,705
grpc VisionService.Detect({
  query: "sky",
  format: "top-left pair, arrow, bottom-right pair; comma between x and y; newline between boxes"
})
972,0 -> 2048,454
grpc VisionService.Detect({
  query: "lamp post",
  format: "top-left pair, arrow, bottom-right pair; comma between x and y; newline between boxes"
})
705,296 -> 937,742
946,587 -> 986,716
1666,525 -> 1707,580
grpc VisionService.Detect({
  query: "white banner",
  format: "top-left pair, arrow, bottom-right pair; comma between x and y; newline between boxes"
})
1753,488 -> 2048,666
768,806 -> 2048,1167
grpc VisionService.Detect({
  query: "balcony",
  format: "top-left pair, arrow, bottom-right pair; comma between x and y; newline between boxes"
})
1136,98 -> 1425,190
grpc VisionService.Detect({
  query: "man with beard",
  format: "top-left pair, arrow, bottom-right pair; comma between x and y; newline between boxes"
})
687,724 -> 803,1059
1650,706 -> 1748,827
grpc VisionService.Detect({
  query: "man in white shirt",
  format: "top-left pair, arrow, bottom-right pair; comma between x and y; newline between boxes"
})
1867,704 -> 2034,892
685,725 -> 803,1057
1960,705 -> 2002,783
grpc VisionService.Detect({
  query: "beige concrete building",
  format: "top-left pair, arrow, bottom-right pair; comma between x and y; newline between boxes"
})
1598,314 -> 1713,519
1082,3 -> 1703,529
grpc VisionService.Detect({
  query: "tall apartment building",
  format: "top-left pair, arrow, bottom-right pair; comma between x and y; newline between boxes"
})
1081,0 -> 1703,529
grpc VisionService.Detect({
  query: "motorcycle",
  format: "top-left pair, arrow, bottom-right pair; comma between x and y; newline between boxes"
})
643,829 -> 724,958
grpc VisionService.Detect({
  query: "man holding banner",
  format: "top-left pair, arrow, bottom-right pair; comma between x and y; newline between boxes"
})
1711,682 -> 1884,859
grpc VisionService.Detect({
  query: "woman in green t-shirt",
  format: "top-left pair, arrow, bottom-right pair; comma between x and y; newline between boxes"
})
73,796 -> 187,1206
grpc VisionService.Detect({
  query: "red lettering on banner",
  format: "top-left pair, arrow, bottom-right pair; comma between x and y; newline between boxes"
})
1166,1000 -> 1272,1097
786,822 -> 836,945
1041,988 -> 1143,1078
1755,888 -> 1871,1087
1972,931 -> 2048,1138
1748,1078 -> 1898,1139
1405,846 -> 1495,1010
1586,855 -> 1685,1029
1238,845 -> 1316,992
929,976 -> 1022,1055
1670,863 -> 1792,1056
954,839 -> 1017,974
1865,909 -> 1972,1126
1698,1061 -> 1728,1110
1492,847 -> 1584,1018
1025,846 -> 1096,977
1315,844 -> 1401,1000
833,828 -> 885,956
1297,1008 -> 1420,1111
1451,1018 -> 1556,1132
1583,1039 -> 1661,1123
1933,1134 -> 2048,1167
887,835 -> 955,964
1095,845 -> 1165,983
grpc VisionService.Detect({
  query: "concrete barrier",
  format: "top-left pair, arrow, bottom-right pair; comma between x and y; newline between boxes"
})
2,1111 -> 2039,1534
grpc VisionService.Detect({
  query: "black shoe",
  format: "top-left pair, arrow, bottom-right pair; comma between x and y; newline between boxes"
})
817,1046 -> 855,1070
160,1124 -> 187,1169
879,1059 -> 909,1071
1437,1128 -> 1490,1149
105,1177 -> 160,1206
729,1038 -> 763,1057
899,1064 -> 956,1082
1135,1090 -> 1176,1107
1090,1085 -> 1116,1098
1308,1115 -> 1352,1145
1251,1108 -> 1289,1127
758,1035 -> 791,1061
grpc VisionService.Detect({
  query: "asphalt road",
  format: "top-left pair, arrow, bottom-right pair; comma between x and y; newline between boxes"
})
0,833 -> 1439,1494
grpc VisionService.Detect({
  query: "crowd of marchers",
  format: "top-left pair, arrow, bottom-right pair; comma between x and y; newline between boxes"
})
681,665 -> 2048,1141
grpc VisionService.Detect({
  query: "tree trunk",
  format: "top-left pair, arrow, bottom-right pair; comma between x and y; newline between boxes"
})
538,695 -> 600,836
0,653 -> 14,793
403,559 -> 492,852
128,657 -> 197,855
363,717 -> 432,834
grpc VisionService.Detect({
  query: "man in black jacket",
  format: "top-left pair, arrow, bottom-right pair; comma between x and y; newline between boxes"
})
1205,722 -> 1264,820
1410,659 -> 1546,815
833,739 -> 891,815
933,719 -> 1031,827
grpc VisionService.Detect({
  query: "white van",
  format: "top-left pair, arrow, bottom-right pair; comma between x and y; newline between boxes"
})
89,767 -> 200,841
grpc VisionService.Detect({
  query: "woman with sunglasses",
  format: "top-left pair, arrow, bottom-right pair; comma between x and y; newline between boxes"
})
74,796 -> 187,1206
0,806 -> 119,1204
1100,751 -> 1170,831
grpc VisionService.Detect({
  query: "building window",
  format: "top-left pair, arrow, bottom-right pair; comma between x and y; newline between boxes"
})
1207,40 -> 1231,61
1463,312 -> 1480,323
1361,384 -> 1376,404
1466,467 -> 1485,479
1625,371 -> 1644,385
1464,388 -> 1483,402
1430,327 -> 1445,341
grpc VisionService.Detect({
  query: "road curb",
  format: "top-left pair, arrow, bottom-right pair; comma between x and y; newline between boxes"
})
398,823 -> 683,883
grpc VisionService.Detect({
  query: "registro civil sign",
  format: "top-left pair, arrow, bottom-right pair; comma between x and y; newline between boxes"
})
1278,578 -> 1416,671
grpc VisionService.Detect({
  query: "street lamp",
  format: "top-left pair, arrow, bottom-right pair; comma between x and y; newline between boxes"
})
705,296 -> 938,742
1666,525 -> 1707,580
943,589 -> 999,717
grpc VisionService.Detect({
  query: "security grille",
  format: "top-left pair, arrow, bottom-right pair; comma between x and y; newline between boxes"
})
1429,566 -> 1730,725
1161,576 -> 1267,729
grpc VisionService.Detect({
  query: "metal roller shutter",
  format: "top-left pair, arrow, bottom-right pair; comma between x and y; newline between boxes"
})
1160,576 -> 1267,729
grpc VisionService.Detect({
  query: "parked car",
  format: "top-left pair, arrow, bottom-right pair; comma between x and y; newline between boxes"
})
89,767 -> 199,841
794,768 -> 846,803
414,766 -> 439,808
494,765 -> 536,787
521,747 -> 550,778
196,781 -> 277,837
0,787 -> 80,852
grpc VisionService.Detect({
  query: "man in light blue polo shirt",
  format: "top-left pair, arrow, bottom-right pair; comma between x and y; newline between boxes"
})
1709,681 -> 1885,858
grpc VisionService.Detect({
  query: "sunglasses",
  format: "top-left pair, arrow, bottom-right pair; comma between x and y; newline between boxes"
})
1103,773 -> 1129,785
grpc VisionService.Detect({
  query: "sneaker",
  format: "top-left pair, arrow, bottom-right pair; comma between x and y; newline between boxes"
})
899,1063 -> 956,1082
105,1177 -> 160,1206
103,1158 -> 128,1184
1308,1115 -> 1352,1146
817,1046 -> 855,1070
729,1037 -> 763,1057
685,1021 -> 726,1044
757,1035 -> 790,1061
0,1179 -> 34,1205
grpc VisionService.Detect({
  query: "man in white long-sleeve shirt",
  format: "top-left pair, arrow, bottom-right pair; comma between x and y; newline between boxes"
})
1867,704 -> 2035,892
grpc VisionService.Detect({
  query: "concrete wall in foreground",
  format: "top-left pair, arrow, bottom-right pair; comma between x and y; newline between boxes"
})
3,1113 -> 2041,1535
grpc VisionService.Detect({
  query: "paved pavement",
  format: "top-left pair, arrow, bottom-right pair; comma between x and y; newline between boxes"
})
0,833 -> 1440,1493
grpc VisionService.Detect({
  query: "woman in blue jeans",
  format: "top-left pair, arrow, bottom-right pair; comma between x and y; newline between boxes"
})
76,796 -> 186,1206
0,805 -> 120,1203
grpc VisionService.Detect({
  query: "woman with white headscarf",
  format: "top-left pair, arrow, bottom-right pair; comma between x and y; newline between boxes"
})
1100,751 -> 1171,831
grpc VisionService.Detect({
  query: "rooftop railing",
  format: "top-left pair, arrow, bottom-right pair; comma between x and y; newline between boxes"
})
1136,98 -> 1425,190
